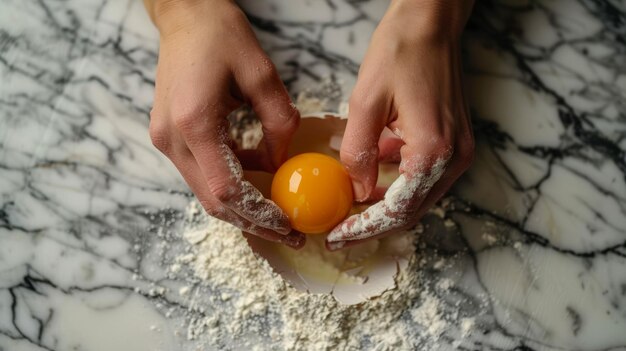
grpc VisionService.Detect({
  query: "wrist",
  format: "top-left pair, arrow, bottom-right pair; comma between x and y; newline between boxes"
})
384,0 -> 474,42
145,0 -> 234,36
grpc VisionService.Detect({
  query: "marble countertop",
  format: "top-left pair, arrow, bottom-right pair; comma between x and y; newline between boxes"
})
1,0 -> 625,350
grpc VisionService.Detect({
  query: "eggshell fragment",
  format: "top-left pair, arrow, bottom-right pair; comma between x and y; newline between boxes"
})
244,113 -> 415,305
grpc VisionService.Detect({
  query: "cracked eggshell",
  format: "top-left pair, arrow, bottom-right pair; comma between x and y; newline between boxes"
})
244,113 -> 415,305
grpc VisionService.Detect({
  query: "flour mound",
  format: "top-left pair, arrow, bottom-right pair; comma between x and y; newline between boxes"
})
173,201 -> 429,350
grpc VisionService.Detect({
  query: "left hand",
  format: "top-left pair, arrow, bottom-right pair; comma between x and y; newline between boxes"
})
326,0 -> 475,250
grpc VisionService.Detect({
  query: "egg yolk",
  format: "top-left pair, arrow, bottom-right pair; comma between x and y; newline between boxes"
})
271,153 -> 353,234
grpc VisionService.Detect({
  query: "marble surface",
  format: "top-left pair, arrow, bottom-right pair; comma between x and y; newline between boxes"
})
1,0 -> 625,350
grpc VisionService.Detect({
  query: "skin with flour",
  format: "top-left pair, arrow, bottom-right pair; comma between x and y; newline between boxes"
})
143,0 -> 475,249
328,0 -> 475,249
143,0 -> 304,248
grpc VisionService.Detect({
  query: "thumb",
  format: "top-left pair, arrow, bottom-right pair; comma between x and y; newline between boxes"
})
235,56 -> 300,170
341,96 -> 388,202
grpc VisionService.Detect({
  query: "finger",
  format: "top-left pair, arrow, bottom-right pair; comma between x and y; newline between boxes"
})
242,230 -> 306,250
341,91 -> 389,201
234,54 -> 300,170
378,135 -> 403,163
388,87 -> 471,216
158,127 -> 303,246
413,137 -> 474,218
326,228 -> 400,251
326,150 -> 469,250
333,128 -> 404,164
174,110 -> 291,234
326,96 -> 455,248
326,157 -> 459,250
199,198 -> 304,248
326,149 -> 451,247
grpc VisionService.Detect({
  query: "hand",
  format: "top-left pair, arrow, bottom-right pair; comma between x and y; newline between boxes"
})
326,0 -> 475,250
145,0 -> 304,248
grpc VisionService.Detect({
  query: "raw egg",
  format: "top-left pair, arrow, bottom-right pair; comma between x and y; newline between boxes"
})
271,152 -> 353,234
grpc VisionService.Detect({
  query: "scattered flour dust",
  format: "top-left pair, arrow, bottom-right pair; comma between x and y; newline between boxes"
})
168,200 -> 473,350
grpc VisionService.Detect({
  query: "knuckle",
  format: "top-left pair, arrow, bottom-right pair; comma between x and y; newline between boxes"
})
169,98 -> 216,133
340,146 -> 378,179
263,108 -> 299,137
340,148 -> 359,168
209,181 -> 238,203
172,111 -> 202,132
282,108 -> 300,130
393,210 -> 417,228
394,215 -> 411,228
200,201 -> 226,219
340,147 -> 366,170
149,122 -> 171,153
430,138 -> 454,158
417,135 -> 454,162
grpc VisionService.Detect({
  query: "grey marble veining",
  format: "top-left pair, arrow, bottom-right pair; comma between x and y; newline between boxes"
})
0,0 -> 625,350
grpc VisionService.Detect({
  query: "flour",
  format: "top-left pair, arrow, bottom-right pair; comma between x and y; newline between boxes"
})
411,295 -> 447,338
460,317 -> 475,337
173,202 -> 420,349
166,199 -> 476,350
295,92 -> 328,114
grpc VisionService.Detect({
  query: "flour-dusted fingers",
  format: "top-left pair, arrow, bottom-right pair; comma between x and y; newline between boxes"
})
175,115 -> 291,234
412,137 -> 474,219
149,123 -> 302,246
145,0 -> 300,242
198,198 -> 303,248
320,0 -> 474,251
326,146 -> 475,250
326,122 -> 473,250
326,155 -> 449,249
326,229 -> 401,251
242,230 -> 306,250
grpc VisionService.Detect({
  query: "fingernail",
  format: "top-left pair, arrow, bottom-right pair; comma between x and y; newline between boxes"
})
326,228 -> 344,242
277,225 -> 291,235
326,240 -> 345,251
353,180 -> 368,202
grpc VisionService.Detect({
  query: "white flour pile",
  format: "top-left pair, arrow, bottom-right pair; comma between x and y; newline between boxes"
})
166,200 -> 473,350
174,201 -> 420,349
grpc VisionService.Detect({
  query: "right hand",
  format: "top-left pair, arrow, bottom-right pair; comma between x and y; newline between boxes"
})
145,0 -> 305,248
